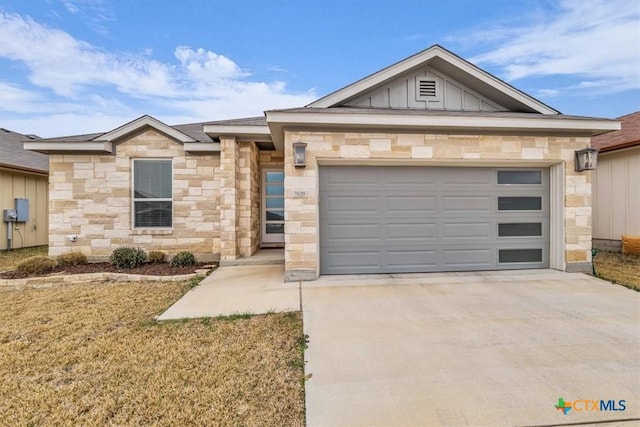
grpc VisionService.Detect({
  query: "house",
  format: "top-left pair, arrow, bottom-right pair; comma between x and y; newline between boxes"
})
591,111 -> 640,251
0,128 -> 49,250
25,45 -> 619,280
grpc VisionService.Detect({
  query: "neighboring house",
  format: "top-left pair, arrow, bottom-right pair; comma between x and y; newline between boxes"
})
591,111 -> 640,251
25,45 -> 619,280
0,128 -> 49,250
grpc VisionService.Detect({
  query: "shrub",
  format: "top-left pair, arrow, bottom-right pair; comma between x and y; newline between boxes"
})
109,247 -> 146,269
147,250 -> 167,264
16,256 -> 57,276
170,251 -> 196,268
57,251 -> 88,267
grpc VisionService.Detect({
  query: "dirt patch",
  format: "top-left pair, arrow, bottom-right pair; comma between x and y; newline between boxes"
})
0,261 -> 213,279
594,250 -> 640,290
0,280 -> 305,426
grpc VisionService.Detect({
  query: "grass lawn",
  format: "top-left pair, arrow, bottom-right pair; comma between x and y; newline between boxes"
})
594,250 -> 640,291
0,245 -> 48,271
0,280 -> 305,426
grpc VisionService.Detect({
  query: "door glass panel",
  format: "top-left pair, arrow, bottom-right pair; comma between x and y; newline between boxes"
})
266,185 -> 284,196
266,224 -> 284,234
497,170 -> 542,185
498,223 -> 543,237
266,198 -> 284,209
266,171 -> 284,183
266,210 -> 284,221
499,249 -> 542,263
498,197 -> 541,211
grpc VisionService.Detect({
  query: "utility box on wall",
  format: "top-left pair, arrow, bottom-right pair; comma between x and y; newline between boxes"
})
15,198 -> 29,222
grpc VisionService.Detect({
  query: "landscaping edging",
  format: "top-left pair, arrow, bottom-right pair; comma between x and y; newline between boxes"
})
0,268 -> 213,290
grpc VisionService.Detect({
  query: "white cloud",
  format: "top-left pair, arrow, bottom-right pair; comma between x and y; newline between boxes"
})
469,0 -> 640,94
0,11 -> 316,137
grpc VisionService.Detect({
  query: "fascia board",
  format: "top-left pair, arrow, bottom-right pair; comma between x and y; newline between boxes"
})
183,142 -> 221,152
24,142 -> 113,153
266,111 -> 621,134
202,124 -> 271,137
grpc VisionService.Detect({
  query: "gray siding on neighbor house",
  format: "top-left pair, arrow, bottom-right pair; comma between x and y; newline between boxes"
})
345,66 -> 506,111
319,166 -> 549,275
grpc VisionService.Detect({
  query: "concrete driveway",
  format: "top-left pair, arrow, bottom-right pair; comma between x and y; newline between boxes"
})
302,270 -> 640,426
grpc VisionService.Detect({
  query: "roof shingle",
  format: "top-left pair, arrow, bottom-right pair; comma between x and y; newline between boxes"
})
0,128 -> 48,173
591,111 -> 640,152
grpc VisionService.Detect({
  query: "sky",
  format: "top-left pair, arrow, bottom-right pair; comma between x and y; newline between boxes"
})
0,0 -> 639,138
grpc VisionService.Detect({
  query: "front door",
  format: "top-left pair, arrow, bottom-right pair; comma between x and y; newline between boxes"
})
262,169 -> 285,245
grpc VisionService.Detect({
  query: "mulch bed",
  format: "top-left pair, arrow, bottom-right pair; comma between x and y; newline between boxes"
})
0,262 -> 213,280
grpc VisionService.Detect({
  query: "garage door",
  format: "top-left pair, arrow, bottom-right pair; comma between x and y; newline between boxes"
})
319,166 -> 549,274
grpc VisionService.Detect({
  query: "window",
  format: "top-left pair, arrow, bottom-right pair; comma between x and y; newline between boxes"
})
133,159 -> 172,228
498,196 -> 542,211
498,249 -> 543,263
498,223 -> 543,237
497,170 -> 542,185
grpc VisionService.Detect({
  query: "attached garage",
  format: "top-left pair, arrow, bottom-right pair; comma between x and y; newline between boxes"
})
319,166 -> 550,274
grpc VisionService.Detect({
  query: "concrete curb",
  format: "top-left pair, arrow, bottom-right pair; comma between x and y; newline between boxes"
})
0,268 -> 212,290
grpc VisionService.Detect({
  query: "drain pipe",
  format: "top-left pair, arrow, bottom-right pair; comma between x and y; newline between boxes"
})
6,221 -> 12,250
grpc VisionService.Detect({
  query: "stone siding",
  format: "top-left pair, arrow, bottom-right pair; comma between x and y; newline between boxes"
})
49,129 -> 220,261
284,131 -> 593,280
238,142 -> 260,257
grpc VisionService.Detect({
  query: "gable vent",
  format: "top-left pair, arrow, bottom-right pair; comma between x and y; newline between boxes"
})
418,79 -> 437,97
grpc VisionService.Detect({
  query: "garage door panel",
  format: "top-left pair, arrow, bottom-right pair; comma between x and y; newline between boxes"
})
442,195 -> 493,212
326,196 -> 379,213
326,251 -> 379,270
387,250 -> 438,269
386,195 -> 436,212
386,222 -> 438,241
319,166 -> 550,275
441,222 -> 493,240
441,168 -> 492,185
326,223 -> 380,241
442,248 -> 494,267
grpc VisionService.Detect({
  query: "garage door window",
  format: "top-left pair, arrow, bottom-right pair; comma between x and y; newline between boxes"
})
497,170 -> 542,185
498,196 -> 542,211
499,249 -> 543,263
498,223 -> 543,237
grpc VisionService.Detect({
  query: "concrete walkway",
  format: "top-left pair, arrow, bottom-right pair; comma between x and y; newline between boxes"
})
158,264 -> 299,319
303,270 -> 640,426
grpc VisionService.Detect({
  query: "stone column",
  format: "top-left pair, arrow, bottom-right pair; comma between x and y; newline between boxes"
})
220,136 -> 239,261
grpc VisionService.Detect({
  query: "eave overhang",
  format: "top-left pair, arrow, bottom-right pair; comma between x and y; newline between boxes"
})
202,124 -> 272,144
266,110 -> 621,148
23,141 -> 113,154
183,142 -> 221,153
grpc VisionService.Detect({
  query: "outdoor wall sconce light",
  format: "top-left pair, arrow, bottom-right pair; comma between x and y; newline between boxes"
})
574,148 -> 599,172
293,142 -> 307,168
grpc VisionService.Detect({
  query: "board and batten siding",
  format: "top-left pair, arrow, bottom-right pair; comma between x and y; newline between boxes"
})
0,168 -> 49,250
592,147 -> 640,241
345,66 -> 505,111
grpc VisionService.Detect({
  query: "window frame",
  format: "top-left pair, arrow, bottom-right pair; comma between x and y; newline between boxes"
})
131,158 -> 173,229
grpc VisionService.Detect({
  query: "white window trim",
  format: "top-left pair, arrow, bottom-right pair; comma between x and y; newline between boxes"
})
131,158 -> 174,230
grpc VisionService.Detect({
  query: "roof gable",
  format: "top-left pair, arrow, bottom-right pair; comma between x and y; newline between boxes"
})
308,45 -> 559,115
94,115 -> 196,143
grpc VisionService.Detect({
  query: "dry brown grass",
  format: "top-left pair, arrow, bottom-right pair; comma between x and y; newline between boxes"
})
0,280 -> 305,426
0,245 -> 48,271
594,250 -> 640,291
